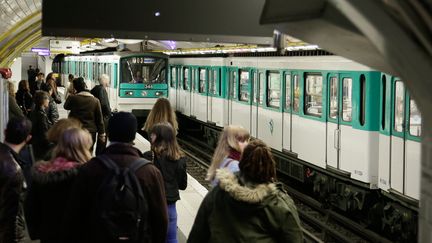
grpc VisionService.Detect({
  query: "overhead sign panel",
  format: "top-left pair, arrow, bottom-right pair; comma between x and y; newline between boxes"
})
42,0 -> 274,45
49,40 -> 80,54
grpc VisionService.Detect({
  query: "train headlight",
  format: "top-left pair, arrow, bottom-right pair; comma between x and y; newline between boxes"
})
141,91 -> 148,96
155,91 -> 163,96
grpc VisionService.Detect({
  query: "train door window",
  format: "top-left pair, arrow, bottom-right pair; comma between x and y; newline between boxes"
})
178,68 -> 183,89
170,67 -> 176,88
394,81 -> 405,132
258,72 -> 264,105
285,73 -> 291,109
304,73 -> 323,117
409,98 -> 422,136
209,69 -> 215,95
381,76 -> 386,130
342,78 -> 353,122
293,75 -> 300,112
359,75 -> 366,125
108,64 -> 113,82
329,77 -> 338,119
183,67 -> 189,90
191,69 -> 196,91
199,68 -> 206,93
229,70 -> 237,99
239,70 -> 249,102
267,71 -> 281,108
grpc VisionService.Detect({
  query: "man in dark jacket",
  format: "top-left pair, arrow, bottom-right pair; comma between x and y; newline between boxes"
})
90,74 -> 111,154
64,77 -> 105,151
30,72 -> 44,95
64,112 -> 168,243
0,117 -> 32,242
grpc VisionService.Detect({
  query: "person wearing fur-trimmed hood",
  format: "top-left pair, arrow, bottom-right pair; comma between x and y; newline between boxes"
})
25,127 -> 92,243
188,139 -> 303,243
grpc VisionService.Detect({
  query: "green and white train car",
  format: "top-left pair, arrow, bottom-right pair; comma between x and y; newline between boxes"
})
60,52 -> 168,112
169,55 -> 422,203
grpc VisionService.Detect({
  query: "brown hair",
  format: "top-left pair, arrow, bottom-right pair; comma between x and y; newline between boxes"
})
18,80 -> 30,92
51,127 -> 92,164
47,118 -> 82,143
150,122 -> 183,160
239,139 -> 277,183
143,98 -> 178,133
33,91 -> 49,107
207,125 -> 250,181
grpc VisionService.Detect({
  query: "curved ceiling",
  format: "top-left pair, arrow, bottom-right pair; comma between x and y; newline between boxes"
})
0,0 -> 42,67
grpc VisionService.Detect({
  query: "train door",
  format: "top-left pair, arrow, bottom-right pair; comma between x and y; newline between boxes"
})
251,70 -> 263,138
196,68 -> 208,122
390,80 -> 422,199
208,68 -> 215,122
282,71 -> 294,152
169,66 -> 177,109
326,73 -> 340,169
182,67 -> 191,116
190,68 -> 197,118
209,67 -> 224,126
227,68 -> 237,125
176,67 -> 182,111
326,73 -> 352,173
231,69 -> 252,132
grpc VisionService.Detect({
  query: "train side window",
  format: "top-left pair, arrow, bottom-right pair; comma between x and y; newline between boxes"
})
409,98 -> 422,136
329,77 -> 338,119
239,70 -> 249,102
359,75 -> 366,126
183,67 -> 189,90
293,75 -> 299,112
199,68 -> 206,93
285,73 -> 291,109
267,71 -> 280,108
304,73 -> 323,117
381,76 -> 386,130
170,67 -> 176,88
342,78 -> 353,122
394,81 -> 405,132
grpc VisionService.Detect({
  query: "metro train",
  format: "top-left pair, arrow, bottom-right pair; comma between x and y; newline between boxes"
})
168,54 -> 421,240
57,52 -> 168,113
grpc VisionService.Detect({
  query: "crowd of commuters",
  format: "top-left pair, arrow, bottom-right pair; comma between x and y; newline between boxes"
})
1,71 -> 303,242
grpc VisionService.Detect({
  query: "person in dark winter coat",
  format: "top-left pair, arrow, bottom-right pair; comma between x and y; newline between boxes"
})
15,80 -> 33,116
7,81 -> 24,120
64,77 -> 105,152
90,74 -> 111,154
143,122 -> 187,243
30,72 -> 44,95
30,91 -> 52,161
0,117 -> 32,243
25,127 -> 92,243
63,112 -> 168,243
41,83 -> 59,125
188,139 -> 303,243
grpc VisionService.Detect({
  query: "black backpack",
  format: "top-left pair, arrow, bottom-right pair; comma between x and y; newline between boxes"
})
92,154 -> 151,242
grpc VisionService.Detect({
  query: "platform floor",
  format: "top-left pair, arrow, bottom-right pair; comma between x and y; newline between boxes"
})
23,89 -> 208,242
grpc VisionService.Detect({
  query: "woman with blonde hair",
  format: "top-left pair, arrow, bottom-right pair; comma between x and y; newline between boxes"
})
189,139 -> 303,243
25,127 -> 92,243
207,125 -> 250,186
142,97 -> 178,139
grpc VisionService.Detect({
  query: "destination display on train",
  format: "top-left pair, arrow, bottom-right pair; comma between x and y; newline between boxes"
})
131,57 -> 156,64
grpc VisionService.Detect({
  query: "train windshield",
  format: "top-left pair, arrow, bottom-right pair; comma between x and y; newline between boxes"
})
120,56 -> 167,84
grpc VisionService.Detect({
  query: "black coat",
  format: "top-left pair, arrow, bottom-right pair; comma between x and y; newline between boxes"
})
25,158 -> 80,242
143,151 -> 187,203
90,85 -> 111,118
0,143 -> 26,243
63,143 -> 168,243
15,90 -> 33,115
30,107 -> 52,160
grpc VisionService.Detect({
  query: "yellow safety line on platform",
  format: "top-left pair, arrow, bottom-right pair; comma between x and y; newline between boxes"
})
0,11 -> 41,43
0,21 -> 41,58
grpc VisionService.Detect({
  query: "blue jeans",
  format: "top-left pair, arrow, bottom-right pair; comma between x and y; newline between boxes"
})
167,203 -> 178,243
